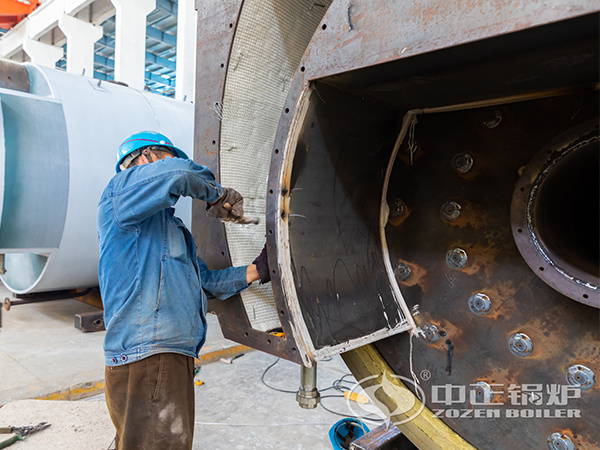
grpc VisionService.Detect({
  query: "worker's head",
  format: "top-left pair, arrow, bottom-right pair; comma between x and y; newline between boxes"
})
116,131 -> 189,173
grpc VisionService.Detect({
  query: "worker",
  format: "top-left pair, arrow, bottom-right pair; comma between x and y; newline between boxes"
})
97,131 -> 270,450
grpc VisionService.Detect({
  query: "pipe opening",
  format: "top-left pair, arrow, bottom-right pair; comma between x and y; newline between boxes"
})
533,139 -> 599,280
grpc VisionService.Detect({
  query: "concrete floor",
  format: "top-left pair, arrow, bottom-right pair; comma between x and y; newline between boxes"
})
0,283 -> 383,449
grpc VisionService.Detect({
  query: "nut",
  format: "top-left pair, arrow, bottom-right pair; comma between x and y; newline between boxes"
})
509,333 -> 534,357
566,364 -> 595,390
547,432 -> 575,450
469,293 -> 491,314
441,201 -> 462,221
446,248 -> 468,269
451,153 -> 474,174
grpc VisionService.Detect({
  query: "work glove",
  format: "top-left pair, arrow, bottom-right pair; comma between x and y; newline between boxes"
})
252,243 -> 271,284
207,187 -> 244,222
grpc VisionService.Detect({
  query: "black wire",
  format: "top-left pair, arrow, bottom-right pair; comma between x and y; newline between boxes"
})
260,357 -> 385,422
260,358 -> 297,394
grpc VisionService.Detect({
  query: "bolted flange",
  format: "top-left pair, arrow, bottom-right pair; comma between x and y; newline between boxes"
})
547,432 -> 575,450
451,153 -> 474,174
509,333 -> 534,357
441,201 -> 462,221
566,364 -> 596,390
447,248 -> 468,269
469,293 -> 491,314
421,323 -> 440,343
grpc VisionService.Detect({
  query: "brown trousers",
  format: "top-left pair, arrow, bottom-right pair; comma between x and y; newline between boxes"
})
105,353 -> 195,450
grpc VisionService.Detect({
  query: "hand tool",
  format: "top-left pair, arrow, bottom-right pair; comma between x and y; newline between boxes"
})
0,422 -> 51,448
222,202 -> 259,225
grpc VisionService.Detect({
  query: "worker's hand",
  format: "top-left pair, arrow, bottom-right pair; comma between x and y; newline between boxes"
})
207,187 -> 244,222
252,243 -> 271,284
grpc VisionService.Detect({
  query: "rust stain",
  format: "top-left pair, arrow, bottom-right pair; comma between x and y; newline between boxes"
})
388,202 -> 411,227
339,31 -> 366,49
395,258 -> 429,292
445,200 -> 488,230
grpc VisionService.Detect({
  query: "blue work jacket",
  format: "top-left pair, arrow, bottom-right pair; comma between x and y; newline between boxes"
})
97,158 -> 249,366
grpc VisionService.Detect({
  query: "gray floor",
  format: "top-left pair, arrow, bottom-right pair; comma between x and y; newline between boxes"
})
0,284 -> 383,449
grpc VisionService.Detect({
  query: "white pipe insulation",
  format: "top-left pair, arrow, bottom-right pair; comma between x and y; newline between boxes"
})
0,63 -> 193,294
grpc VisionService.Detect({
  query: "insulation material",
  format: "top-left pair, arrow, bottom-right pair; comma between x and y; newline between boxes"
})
220,0 -> 331,331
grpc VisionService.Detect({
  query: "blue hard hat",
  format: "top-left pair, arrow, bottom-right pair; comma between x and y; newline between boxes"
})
116,131 -> 189,173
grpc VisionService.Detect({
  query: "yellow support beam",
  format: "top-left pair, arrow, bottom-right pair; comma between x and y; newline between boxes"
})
342,344 -> 476,450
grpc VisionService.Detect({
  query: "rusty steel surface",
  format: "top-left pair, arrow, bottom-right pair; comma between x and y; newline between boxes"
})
192,0 -> 304,364
511,119 -> 599,307
193,0 -> 241,269
0,60 -> 30,93
296,0 -> 599,82
195,0 -> 599,446
375,91 -> 599,449
261,1 -> 600,448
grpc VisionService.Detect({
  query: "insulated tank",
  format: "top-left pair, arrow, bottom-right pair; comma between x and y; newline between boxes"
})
0,61 -> 193,294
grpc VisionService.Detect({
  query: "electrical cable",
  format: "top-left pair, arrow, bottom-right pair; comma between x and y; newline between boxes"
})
260,357 -> 297,394
260,357 -> 385,423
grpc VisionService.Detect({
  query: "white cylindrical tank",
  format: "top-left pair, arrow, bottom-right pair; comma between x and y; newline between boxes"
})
0,63 -> 193,294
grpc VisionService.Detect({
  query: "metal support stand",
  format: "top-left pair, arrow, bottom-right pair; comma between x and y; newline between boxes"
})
74,311 -> 105,332
296,363 -> 320,409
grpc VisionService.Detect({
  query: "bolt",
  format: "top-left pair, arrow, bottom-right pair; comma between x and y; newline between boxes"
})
451,153 -> 474,174
547,432 -> 575,450
480,109 -> 502,129
472,381 -> 494,403
441,201 -> 461,221
509,333 -> 534,357
446,248 -> 468,269
389,199 -> 405,218
469,293 -> 491,314
395,262 -> 411,282
566,364 -> 596,390
421,323 -> 440,342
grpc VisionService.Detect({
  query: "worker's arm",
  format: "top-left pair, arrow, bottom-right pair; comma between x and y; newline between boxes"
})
197,257 -> 250,300
111,158 -> 223,227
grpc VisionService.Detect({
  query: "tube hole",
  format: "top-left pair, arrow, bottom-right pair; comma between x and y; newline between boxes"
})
322,24 -> 327,30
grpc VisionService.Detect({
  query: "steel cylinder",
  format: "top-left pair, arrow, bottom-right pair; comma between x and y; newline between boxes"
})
0,63 -> 193,294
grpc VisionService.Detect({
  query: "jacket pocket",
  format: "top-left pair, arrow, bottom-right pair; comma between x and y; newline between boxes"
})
166,216 -> 188,261
154,257 -> 202,348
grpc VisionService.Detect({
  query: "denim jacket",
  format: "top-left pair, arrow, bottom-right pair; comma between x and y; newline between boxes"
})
98,158 -> 249,366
